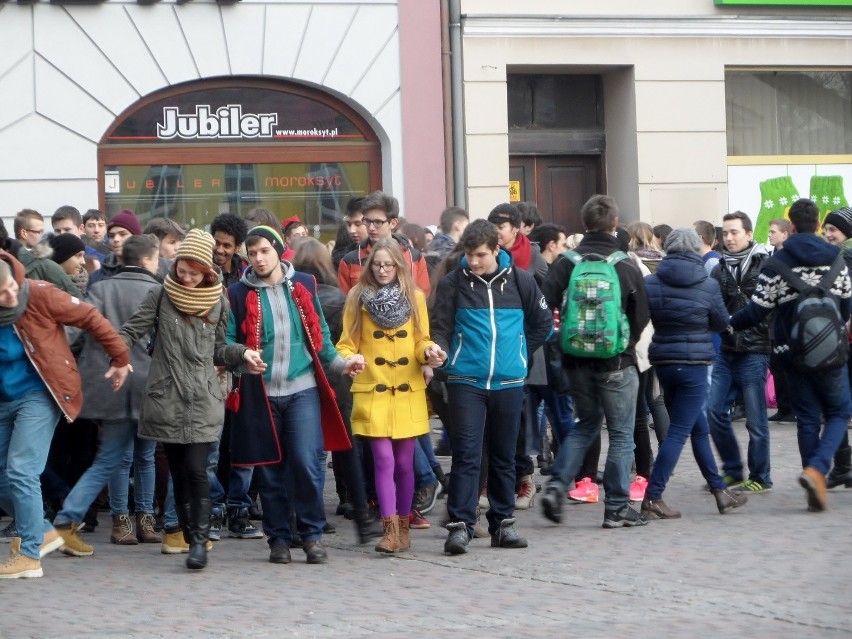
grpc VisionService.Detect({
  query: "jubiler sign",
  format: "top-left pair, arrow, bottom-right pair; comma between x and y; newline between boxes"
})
157,105 -> 278,140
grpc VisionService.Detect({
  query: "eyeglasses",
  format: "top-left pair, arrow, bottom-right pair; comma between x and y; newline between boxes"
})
363,218 -> 389,228
371,262 -> 396,272
24,228 -> 44,235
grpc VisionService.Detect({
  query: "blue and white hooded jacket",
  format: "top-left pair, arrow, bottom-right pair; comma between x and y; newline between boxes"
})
430,249 -> 552,390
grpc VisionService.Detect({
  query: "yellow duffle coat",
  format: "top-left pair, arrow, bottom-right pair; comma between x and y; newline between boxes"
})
336,290 -> 435,439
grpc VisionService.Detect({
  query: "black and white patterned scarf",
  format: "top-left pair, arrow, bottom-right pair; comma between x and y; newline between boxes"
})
360,282 -> 411,329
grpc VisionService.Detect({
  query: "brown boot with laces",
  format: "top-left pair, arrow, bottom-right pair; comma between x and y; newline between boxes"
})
374,514 -> 400,553
110,513 -> 139,545
135,512 -> 162,544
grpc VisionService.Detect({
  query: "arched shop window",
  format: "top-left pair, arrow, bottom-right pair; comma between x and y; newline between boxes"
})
99,78 -> 381,238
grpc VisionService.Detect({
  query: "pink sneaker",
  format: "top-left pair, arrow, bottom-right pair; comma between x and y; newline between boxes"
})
630,475 -> 648,502
567,477 -> 599,503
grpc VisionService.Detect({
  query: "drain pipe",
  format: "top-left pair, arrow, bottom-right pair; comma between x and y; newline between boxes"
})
440,0 -> 454,207
449,0 -> 466,208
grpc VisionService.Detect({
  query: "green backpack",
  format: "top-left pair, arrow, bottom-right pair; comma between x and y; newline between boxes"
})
560,250 -> 631,358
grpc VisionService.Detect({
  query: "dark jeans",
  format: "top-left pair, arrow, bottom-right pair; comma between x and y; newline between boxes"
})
786,366 -> 851,474
707,352 -> 772,486
256,388 -> 325,546
446,384 -> 525,537
647,364 -> 726,499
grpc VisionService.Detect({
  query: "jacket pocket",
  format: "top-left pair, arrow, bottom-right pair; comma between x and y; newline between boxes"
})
350,389 -> 373,425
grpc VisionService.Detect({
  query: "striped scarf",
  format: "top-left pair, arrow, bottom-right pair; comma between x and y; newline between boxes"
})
163,274 -> 223,317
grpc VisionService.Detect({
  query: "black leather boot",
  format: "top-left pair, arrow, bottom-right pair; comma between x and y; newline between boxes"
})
176,503 -> 192,545
827,446 -> 852,489
186,498 -> 211,570
353,509 -> 383,544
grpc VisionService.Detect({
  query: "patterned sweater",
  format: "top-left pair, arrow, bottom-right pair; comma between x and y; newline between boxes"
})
730,233 -> 852,359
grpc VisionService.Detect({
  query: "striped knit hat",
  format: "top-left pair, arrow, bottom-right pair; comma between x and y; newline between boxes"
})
174,228 -> 214,268
247,225 -> 286,258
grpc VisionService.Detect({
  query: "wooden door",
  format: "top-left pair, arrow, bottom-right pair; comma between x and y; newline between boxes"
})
509,155 -> 602,234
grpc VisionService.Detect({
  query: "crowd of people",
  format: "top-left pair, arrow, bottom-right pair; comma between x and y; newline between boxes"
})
0,192 -> 850,579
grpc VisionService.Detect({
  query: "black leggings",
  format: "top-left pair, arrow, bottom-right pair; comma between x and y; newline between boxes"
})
163,442 -> 211,508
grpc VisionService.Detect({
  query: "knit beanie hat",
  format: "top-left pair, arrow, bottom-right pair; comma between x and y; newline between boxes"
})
49,233 -> 86,264
824,207 -> 852,240
107,210 -> 142,236
664,227 -> 702,255
247,225 -> 286,258
174,228 -> 214,268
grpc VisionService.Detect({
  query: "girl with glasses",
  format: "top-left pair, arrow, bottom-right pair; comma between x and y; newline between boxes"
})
336,238 -> 446,554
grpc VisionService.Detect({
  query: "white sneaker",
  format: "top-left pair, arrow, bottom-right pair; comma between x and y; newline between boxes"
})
515,475 -> 536,510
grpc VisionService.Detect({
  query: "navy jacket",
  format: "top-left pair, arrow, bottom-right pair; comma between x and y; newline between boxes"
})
645,252 -> 729,365
431,249 -> 552,390
731,233 -> 852,362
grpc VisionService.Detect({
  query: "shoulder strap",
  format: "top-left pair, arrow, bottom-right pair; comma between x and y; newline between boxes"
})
562,249 -> 583,266
772,255 -> 845,294
146,288 -> 166,356
606,251 -> 629,265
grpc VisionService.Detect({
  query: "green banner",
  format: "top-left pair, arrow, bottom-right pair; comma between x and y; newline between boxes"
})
716,0 -> 852,5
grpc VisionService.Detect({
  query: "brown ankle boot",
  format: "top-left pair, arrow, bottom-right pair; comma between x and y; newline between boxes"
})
374,515 -> 400,553
110,513 -> 138,545
135,512 -> 162,544
397,513 -> 410,552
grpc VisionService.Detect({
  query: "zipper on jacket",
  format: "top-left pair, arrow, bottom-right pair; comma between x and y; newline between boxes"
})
450,332 -> 464,366
486,286 -> 497,390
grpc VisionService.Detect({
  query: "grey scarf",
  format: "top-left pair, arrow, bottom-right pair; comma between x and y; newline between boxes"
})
360,282 -> 411,329
0,279 -> 30,326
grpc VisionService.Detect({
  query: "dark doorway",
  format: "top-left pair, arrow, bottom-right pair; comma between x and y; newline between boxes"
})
509,155 -> 602,233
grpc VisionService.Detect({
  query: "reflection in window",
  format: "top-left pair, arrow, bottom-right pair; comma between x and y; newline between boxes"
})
105,162 -> 369,239
726,70 -> 852,156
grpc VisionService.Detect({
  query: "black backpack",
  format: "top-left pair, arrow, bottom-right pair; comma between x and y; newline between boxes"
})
772,255 -> 849,371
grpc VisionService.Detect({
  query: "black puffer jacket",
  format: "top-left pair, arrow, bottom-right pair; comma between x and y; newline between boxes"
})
711,243 -> 771,354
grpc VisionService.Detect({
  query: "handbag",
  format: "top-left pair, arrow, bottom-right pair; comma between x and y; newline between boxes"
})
145,289 -> 165,356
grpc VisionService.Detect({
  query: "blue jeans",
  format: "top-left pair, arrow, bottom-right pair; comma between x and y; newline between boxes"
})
786,366 -> 851,474
647,364 -> 726,499
207,436 -> 226,515
446,384 -> 525,537
55,418 -> 148,524
227,465 -> 254,510
0,391 -> 61,560
549,366 -> 638,510
108,426 -> 156,515
256,388 -> 325,546
413,434 -> 437,490
531,385 -> 574,443
707,352 -> 772,486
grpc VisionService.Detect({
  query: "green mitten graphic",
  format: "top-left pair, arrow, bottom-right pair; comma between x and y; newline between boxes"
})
754,176 -> 799,243
809,176 -> 848,223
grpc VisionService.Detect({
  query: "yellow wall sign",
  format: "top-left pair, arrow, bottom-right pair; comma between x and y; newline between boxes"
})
509,180 -> 521,202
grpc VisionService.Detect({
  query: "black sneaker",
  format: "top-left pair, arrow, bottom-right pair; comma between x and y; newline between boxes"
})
490,518 -> 528,549
540,486 -> 563,524
602,505 -> 648,529
227,509 -> 263,539
248,497 -> 263,521
413,481 -> 442,515
444,522 -> 470,555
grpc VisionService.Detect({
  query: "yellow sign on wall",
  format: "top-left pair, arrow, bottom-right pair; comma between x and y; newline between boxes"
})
509,180 -> 521,202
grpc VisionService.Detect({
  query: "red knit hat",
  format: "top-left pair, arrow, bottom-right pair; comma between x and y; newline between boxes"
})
107,210 -> 142,236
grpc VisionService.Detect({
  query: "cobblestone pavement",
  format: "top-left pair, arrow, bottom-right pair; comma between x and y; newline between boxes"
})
1,419 -> 850,639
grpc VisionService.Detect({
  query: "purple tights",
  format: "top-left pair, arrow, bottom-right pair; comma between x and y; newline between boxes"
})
368,437 -> 416,519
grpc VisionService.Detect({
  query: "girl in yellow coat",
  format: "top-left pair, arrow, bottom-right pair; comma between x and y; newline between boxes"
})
337,238 -> 446,553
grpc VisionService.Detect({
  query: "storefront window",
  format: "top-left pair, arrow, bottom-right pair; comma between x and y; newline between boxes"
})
99,78 -> 381,236
726,70 -> 852,156
104,161 -> 369,237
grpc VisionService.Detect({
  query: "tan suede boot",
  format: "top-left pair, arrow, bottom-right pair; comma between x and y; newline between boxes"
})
374,515 -> 400,553
397,513 -> 410,552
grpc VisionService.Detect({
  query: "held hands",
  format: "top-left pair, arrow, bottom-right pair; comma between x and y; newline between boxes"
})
344,354 -> 366,378
424,344 -> 447,368
104,363 -> 133,391
421,364 -> 434,384
243,349 -> 267,375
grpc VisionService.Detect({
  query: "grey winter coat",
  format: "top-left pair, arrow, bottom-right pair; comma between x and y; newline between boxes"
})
119,285 -> 248,444
77,267 -> 162,420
